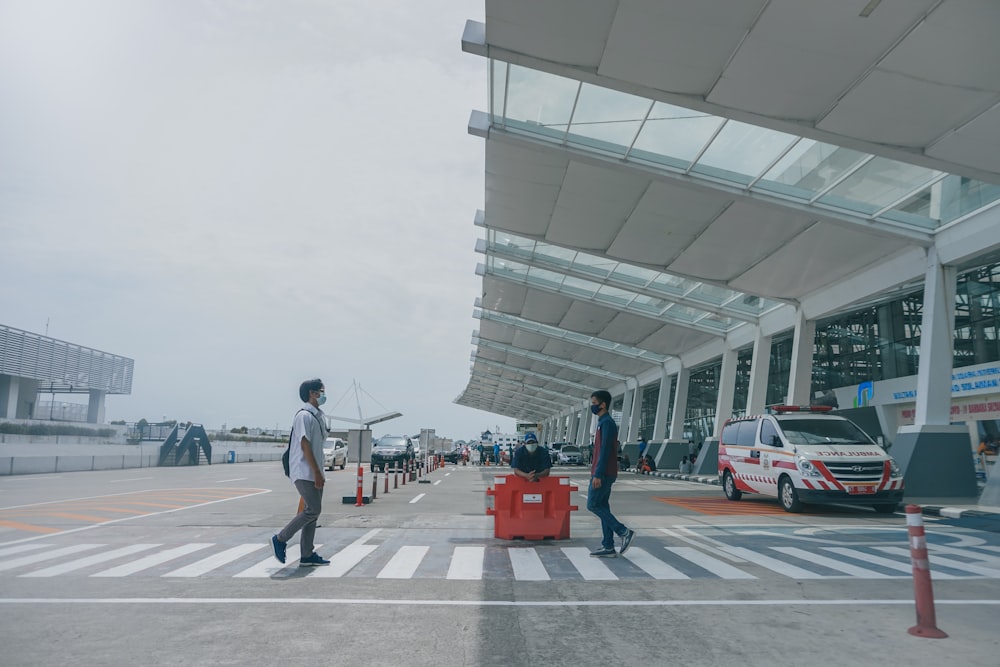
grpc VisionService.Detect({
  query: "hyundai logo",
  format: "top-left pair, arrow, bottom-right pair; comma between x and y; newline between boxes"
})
851,465 -> 864,473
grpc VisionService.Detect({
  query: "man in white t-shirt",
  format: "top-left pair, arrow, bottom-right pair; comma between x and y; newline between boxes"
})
272,378 -> 330,566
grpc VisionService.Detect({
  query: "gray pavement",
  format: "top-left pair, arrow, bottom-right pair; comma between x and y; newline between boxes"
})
0,462 -> 998,666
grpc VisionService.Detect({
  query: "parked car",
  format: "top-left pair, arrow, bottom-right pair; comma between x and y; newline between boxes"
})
370,435 -> 414,472
323,438 -> 347,470
548,442 -> 571,465
441,448 -> 461,464
557,445 -> 583,466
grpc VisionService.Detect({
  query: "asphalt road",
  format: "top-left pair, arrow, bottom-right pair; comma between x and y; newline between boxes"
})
1,461 -> 998,666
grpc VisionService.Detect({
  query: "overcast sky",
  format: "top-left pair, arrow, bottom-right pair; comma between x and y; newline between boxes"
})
0,0 -> 519,439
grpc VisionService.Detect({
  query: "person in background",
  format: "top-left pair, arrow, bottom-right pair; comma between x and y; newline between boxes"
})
587,389 -> 634,558
679,455 -> 692,474
511,433 -> 550,482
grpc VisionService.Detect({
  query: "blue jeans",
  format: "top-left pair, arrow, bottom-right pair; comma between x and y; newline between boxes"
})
587,477 -> 626,550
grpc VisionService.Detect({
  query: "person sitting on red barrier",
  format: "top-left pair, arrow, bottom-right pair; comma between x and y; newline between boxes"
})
511,433 -> 551,482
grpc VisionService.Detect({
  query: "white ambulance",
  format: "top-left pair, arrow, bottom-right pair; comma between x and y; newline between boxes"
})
717,406 -> 904,513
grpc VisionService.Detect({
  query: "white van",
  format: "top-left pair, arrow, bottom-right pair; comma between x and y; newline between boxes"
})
718,406 -> 904,513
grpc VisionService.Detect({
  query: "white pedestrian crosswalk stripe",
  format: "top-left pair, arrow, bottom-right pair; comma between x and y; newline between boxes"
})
0,534 -> 998,582
0,544 -> 51,559
821,547 -> 958,579
234,544 -> 312,578
447,546 -> 485,580
561,547 -> 617,581
664,547 -> 756,579
0,544 -> 102,572
378,545 -> 429,579
163,544 -> 265,578
508,548 -> 549,581
621,547 -> 688,579
23,544 -> 161,578
92,544 -> 213,577
875,546 -> 1000,577
771,546 -> 892,578
720,546 -> 824,579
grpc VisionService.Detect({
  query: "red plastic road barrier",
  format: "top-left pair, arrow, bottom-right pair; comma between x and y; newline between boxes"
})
906,505 -> 947,638
486,475 -> 579,540
354,465 -> 364,507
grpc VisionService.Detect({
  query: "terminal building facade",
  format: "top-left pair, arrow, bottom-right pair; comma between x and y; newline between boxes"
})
454,2 -> 1000,501
0,323 -> 134,424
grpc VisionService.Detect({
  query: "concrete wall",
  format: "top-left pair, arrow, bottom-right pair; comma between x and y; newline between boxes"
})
0,440 -> 286,475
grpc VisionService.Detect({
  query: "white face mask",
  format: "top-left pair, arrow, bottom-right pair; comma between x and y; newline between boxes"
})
525,444 -> 537,453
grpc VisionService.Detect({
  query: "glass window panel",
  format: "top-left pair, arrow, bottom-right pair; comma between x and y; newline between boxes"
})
491,60 -> 507,122
662,304 -> 700,321
504,66 -> 579,129
693,121 -> 798,184
566,85 -> 650,155
561,276 -> 598,298
755,140 -> 868,200
699,313 -> 736,330
687,283 -> 733,305
535,243 -> 577,264
595,285 -> 635,305
631,294 -> 671,313
570,253 -> 617,279
610,263 -> 658,286
650,273 -> 695,295
818,158 -> 941,213
527,266 -> 567,285
938,176 -> 1000,226
630,102 -> 724,168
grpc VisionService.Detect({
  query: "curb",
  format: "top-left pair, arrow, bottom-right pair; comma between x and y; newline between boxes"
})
631,468 -> 1000,524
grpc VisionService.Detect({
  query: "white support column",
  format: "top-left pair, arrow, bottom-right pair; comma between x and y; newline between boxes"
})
567,411 -> 579,445
651,367 -> 672,442
915,246 -> 957,426
713,348 -> 739,438
785,308 -> 817,406
746,329 -> 772,415
87,389 -> 106,424
626,379 -> 643,442
577,405 -> 590,446
618,384 -> 635,442
0,376 -> 19,419
668,368 -> 690,441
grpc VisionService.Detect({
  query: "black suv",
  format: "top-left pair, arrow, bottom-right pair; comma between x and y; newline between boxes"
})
371,435 -> 414,472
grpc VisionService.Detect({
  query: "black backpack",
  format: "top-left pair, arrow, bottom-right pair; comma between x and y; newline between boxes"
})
282,409 -> 325,477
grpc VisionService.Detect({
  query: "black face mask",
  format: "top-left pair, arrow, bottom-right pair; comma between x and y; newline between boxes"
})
591,404 -> 601,415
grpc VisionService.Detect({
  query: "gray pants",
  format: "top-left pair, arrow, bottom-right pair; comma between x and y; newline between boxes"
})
277,479 -> 323,558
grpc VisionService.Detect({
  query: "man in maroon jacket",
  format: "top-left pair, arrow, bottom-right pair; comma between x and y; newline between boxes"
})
587,390 -> 635,557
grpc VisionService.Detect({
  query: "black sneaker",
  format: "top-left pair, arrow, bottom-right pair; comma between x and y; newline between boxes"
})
271,535 -> 286,564
619,528 -> 635,555
299,552 -> 331,566
589,547 -> 617,558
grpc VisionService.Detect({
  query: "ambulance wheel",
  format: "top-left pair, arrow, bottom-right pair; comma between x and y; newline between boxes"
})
778,476 -> 802,513
873,504 -> 897,514
723,470 -> 742,501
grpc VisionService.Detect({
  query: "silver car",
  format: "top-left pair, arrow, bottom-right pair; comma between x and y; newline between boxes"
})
557,445 -> 583,465
323,438 -> 348,470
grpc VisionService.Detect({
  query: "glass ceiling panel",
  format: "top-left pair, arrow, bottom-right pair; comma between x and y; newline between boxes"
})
693,121 -> 798,185
486,228 -> 782,322
630,102 -> 723,169
566,84 -> 650,157
504,66 -> 579,139
492,61 -> 1000,231
817,157 -> 942,221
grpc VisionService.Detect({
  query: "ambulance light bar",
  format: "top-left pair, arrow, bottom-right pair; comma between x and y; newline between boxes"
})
769,405 -> 834,413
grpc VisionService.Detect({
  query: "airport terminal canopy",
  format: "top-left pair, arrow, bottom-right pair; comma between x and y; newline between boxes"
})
456,1 -> 1000,421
